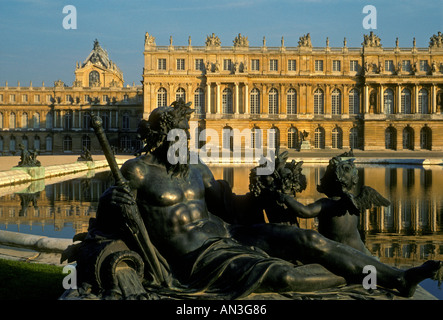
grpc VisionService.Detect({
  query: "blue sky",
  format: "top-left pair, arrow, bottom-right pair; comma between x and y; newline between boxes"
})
0,0 -> 442,86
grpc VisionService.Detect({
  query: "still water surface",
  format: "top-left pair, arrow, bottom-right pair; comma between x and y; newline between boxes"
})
0,164 -> 442,299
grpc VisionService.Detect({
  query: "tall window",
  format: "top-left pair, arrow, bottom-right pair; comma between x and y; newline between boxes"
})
331,89 -> 341,115
195,59 -> 204,71
332,127 -> 343,149
251,127 -> 262,149
222,88 -> 233,114
158,58 -> 166,70
63,136 -> 73,152
33,113 -> 40,129
418,89 -> 428,114
89,71 -> 100,87
9,112 -> 16,129
420,126 -> 432,150
21,112 -> 28,128
385,60 -> 394,72
269,59 -> 278,71
385,127 -> 396,150
401,60 -> 411,72
332,60 -> 341,72
314,89 -> 324,114
384,89 -> 394,114
349,89 -> 360,114
268,88 -> 279,114
222,126 -> 233,151
419,60 -> 429,72
176,87 -> 186,102
250,88 -> 260,114
315,60 -> 323,71
350,60 -> 359,72
349,127 -> 359,149
251,59 -> 260,71
64,111 -> 72,130
157,87 -> 167,107
401,89 -> 411,114
223,59 -> 232,71
288,60 -> 296,71
45,136 -> 52,152
122,112 -> 130,130
287,127 -> 298,149
46,112 -> 53,129
82,135 -> 91,150
314,127 -> 325,149
10,136 -> 16,152
403,126 -> 414,150
268,127 -> 279,150
286,88 -> 297,114
194,88 -> 205,114
176,58 -> 185,70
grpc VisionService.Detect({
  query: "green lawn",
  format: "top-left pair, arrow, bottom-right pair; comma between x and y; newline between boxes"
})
0,259 -> 66,300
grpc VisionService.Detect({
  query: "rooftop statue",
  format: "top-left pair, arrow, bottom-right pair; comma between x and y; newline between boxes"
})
61,100 -> 442,300
362,31 -> 381,48
298,33 -> 312,48
205,33 -> 221,47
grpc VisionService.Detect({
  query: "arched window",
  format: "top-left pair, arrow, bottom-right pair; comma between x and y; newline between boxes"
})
314,127 -> 325,149
45,136 -> 52,152
33,112 -> 40,129
401,89 -> 411,114
332,127 -> 343,149
287,127 -> 298,149
349,89 -> 360,115
385,126 -> 397,150
64,110 -> 72,130
82,135 -> 91,150
418,89 -> 428,114
250,88 -> 260,114
222,88 -> 233,114
222,126 -> 233,151
349,127 -> 359,149
194,88 -> 205,114
286,88 -> 297,115
122,112 -> 130,130
268,126 -> 279,149
384,89 -> 394,114
176,87 -> 186,102
314,89 -> 324,114
34,136 -> 40,150
89,70 -> 100,87
420,126 -> 432,150
46,112 -> 53,129
9,112 -> 16,129
10,136 -> 16,152
402,126 -> 414,150
63,136 -> 72,152
251,127 -> 262,149
268,88 -> 279,114
331,89 -> 341,115
157,87 -> 167,107
21,112 -> 28,128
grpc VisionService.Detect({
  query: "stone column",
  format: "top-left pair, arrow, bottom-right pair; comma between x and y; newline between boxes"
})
396,84 -> 401,114
364,85 -> 369,113
216,83 -> 221,114
244,83 -> 249,114
235,82 -> 239,114
379,84 -> 384,114
432,84 -> 437,113
206,82 -> 211,114
414,84 -> 419,113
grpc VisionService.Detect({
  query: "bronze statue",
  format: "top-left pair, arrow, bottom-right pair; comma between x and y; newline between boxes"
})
62,100 -> 442,300
16,143 -> 41,167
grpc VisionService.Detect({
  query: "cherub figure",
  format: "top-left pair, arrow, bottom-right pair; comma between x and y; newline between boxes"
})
278,156 -> 390,255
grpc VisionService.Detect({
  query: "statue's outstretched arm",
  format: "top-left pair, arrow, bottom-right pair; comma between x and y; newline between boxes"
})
279,194 -> 331,219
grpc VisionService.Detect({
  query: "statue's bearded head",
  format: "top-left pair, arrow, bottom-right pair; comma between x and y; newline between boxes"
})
317,157 -> 359,197
137,99 -> 195,177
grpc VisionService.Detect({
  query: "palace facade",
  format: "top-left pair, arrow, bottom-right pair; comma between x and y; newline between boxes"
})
0,40 -> 143,155
142,31 -> 443,151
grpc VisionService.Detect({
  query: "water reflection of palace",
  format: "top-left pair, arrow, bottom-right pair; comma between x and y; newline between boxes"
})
211,165 -> 443,265
0,171 -> 113,234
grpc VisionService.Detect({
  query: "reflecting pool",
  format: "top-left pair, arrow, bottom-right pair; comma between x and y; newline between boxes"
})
0,163 -> 442,298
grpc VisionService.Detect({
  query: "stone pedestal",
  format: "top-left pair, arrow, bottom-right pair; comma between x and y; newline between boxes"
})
11,166 -> 45,180
300,140 -> 311,150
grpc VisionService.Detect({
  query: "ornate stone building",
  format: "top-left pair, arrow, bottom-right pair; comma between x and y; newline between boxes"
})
0,40 -> 143,155
142,32 -> 443,151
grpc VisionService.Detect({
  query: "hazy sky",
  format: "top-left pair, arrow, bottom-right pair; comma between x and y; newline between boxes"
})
0,0 -> 442,86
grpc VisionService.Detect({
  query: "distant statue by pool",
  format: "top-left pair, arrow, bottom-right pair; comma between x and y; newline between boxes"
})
16,143 -> 41,167
77,146 -> 93,162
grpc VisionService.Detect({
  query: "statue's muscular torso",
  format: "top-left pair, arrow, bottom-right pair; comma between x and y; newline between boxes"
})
120,154 -> 230,259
